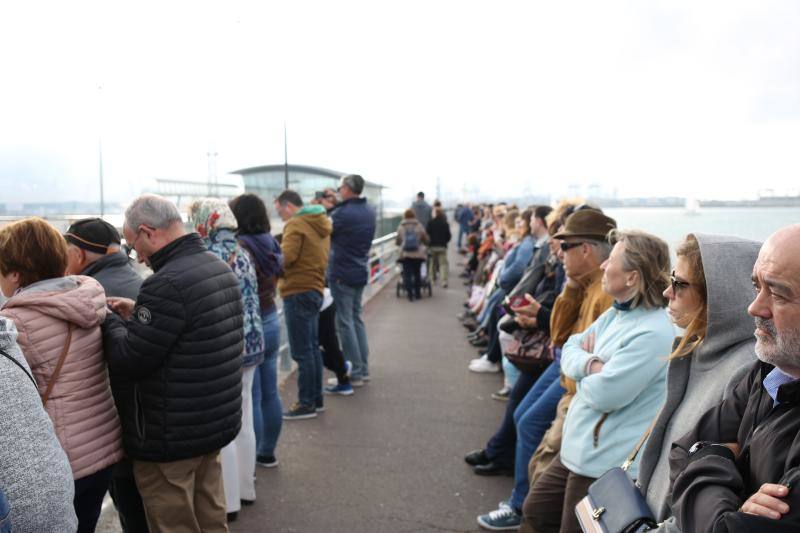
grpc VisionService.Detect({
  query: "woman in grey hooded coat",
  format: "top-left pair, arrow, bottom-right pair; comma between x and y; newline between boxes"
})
636,233 -> 760,531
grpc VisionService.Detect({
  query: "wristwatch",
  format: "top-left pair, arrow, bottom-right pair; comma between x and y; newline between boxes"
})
688,441 -> 737,462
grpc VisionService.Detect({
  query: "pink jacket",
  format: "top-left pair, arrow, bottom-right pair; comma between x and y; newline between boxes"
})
0,275 -> 123,479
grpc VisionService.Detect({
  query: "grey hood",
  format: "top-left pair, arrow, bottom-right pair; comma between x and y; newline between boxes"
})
692,233 -> 761,371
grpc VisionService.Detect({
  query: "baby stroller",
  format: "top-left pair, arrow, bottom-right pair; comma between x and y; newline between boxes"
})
396,260 -> 433,298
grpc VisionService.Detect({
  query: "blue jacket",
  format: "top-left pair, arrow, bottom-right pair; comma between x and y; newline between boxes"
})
328,197 -> 377,286
560,304 -> 673,478
457,206 -> 473,227
498,235 -> 536,292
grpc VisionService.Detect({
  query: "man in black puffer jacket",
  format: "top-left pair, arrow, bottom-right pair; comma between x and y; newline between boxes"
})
103,194 -> 243,533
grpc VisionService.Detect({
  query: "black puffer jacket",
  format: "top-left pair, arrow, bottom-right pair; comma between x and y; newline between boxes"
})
671,360 -> 800,532
103,233 -> 244,462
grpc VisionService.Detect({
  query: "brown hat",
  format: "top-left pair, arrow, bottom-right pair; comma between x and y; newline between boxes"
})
553,209 -> 617,241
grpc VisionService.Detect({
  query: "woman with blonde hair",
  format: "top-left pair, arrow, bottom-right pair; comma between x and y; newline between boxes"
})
0,217 -> 123,533
524,229 -> 675,533
636,234 -> 759,531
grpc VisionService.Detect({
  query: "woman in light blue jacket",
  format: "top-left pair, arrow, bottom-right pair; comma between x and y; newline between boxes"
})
525,230 -> 675,533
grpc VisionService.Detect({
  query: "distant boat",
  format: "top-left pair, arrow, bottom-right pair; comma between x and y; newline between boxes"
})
684,197 -> 701,215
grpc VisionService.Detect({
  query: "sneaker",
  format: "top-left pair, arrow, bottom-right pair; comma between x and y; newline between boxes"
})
469,354 -> 488,367
477,502 -> 521,531
282,402 -> 317,420
491,386 -> 511,402
345,360 -> 353,377
361,374 -> 371,382
350,378 -> 365,387
469,357 -> 501,373
256,454 -> 278,468
324,382 -> 354,396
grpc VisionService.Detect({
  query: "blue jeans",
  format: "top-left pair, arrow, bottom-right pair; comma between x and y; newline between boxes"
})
484,368 -> 542,469
282,291 -> 323,407
458,223 -> 469,249
330,281 -> 369,380
253,308 -> 283,457
509,361 -> 565,510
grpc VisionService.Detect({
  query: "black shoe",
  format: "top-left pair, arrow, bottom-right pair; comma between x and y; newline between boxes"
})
227,512 -> 239,523
241,499 -> 255,506
470,336 -> 489,348
464,449 -> 491,466
474,461 -> 514,477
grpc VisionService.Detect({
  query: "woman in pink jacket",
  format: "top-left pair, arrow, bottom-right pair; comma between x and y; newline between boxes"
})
0,218 -> 123,533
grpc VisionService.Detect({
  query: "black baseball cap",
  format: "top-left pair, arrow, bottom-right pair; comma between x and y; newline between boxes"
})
64,218 -> 121,254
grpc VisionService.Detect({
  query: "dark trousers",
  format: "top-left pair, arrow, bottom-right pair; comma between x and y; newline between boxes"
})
74,464 -> 115,533
484,368 -> 542,468
319,304 -> 349,383
485,305 -> 503,363
401,258 -> 424,300
109,460 -> 149,533
523,454 -> 596,533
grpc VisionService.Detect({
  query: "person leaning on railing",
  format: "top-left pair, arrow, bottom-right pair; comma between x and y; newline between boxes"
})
0,217 -> 124,533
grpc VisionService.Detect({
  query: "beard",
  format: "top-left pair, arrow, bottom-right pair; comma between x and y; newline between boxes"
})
754,317 -> 800,373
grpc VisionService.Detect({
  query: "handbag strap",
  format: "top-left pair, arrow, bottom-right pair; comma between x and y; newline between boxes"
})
0,347 -> 37,389
622,408 -> 661,472
42,324 -> 74,406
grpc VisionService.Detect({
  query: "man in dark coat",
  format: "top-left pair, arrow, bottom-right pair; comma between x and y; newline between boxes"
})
64,218 -> 148,533
102,194 -> 244,532
326,175 -> 377,389
671,224 -> 800,532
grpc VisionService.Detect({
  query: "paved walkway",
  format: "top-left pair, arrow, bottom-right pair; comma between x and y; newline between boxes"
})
232,251 -> 513,532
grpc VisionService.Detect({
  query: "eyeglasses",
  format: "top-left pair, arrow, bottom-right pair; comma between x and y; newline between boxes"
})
125,229 -> 143,259
560,241 -> 586,252
670,270 -> 692,293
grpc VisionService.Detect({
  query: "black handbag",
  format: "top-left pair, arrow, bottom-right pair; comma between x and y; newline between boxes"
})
575,419 -> 658,533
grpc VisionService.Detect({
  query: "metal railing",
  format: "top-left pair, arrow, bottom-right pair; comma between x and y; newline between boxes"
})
277,232 -> 399,372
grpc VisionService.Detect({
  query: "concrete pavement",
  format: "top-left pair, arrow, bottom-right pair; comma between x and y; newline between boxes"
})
231,252 -> 513,533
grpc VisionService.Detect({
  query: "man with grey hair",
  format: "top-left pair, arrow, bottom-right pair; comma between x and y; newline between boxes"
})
325,175 -> 377,393
103,194 -> 245,532
671,224 -> 800,532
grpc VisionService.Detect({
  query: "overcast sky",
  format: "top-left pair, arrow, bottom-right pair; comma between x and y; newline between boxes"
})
2,0 -> 799,205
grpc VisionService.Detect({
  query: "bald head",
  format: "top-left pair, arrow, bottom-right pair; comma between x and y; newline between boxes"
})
749,224 -> 800,376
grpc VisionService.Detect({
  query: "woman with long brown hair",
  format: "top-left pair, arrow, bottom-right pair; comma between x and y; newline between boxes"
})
636,234 -> 760,531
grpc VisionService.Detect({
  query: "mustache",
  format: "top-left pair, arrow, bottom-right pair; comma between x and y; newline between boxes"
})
755,317 -> 777,337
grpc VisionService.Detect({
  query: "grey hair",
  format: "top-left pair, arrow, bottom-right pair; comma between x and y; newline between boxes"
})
589,240 -> 613,262
124,194 -> 183,231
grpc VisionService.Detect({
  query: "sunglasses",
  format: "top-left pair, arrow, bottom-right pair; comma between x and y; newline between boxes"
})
670,270 -> 692,293
560,241 -> 586,252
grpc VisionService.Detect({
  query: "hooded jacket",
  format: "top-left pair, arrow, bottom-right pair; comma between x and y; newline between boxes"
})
638,234 -> 760,531
102,233 -> 244,462
0,276 -> 124,479
279,205 -> 332,298
396,219 -> 430,260
328,197 -> 377,287
0,317 -> 77,533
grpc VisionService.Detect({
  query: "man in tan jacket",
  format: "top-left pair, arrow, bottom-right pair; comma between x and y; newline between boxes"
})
274,190 -> 332,420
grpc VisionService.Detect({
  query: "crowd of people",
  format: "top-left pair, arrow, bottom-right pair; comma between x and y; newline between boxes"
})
0,174 -> 377,532
456,201 -> 800,532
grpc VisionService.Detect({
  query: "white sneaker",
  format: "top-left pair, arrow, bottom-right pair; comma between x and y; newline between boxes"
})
469,354 -> 489,369
469,357 -> 501,373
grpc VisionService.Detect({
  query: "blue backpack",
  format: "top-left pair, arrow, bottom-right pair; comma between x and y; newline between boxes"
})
403,227 -> 420,252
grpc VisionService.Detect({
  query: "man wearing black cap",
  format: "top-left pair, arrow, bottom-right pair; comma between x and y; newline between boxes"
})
65,218 -> 142,300
65,218 -> 148,533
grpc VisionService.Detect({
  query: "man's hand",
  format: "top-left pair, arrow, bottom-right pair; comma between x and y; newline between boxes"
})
581,332 -> 596,354
514,315 -> 537,329
511,294 -> 542,317
107,297 -> 136,321
740,483 -> 790,519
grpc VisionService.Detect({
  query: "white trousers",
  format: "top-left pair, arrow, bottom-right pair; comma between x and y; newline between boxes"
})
221,365 -> 256,512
